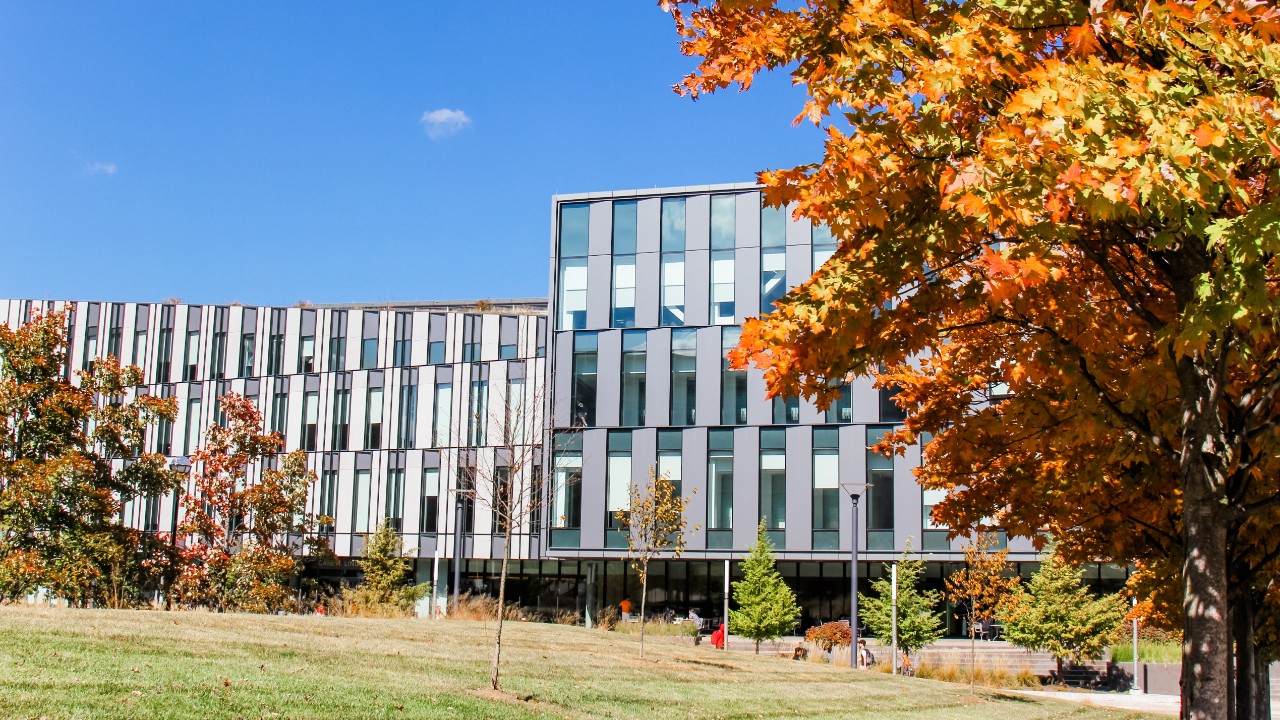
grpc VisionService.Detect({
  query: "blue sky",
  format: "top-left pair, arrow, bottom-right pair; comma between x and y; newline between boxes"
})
0,2 -> 818,305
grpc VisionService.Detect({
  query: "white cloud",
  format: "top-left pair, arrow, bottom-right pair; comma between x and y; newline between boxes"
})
84,162 -> 117,176
420,108 -> 471,140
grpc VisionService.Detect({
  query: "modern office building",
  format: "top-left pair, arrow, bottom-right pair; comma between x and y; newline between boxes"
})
1,183 -> 1128,629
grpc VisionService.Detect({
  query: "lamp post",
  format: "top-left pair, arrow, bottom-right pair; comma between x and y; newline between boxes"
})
167,456 -> 192,545
840,481 -> 868,669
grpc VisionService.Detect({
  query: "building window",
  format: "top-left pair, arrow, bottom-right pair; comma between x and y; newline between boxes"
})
614,200 -> 638,253
155,307 -> 174,382
761,203 -> 786,247
457,464 -> 477,534
551,433 -> 583,545
761,247 -> 786,311
760,429 -> 787,545
462,315 -> 481,363
466,368 -> 488,446
133,329 -> 148,377
711,195 -> 736,249
499,316 -> 518,360
880,383 -> 906,423
353,468 -> 371,534
420,465 -> 440,534
210,330 -> 227,381
238,331 -> 255,378
605,430 -> 632,547
773,395 -> 799,425
328,310 -> 347,371
670,328 -> 697,426
494,465 -> 512,535
385,468 -> 405,532
658,429 -> 682,497
331,385 -> 350,451
620,330 -> 646,426
269,381 -> 288,437
711,250 -> 735,325
365,387 -> 383,450
812,224 -> 837,273
393,312 -> 412,367
721,327 -> 746,425
571,332 -> 598,427
360,311 -> 379,370
867,427 -> 895,550
106,304 -> 124,360
613,255 -> 637,328
826,382 -> 852,424
83,324 -> 99,372
397,377 -> 418,449
428,313 -> 447,364
184,398 -> 202,455
267,309 -> 286,376
504,368 -> 527,445
299,335 -> 316,374
301,390 -> 319,451
558,203 -> 589,331
432,380 -> 452,447
559,258 -> 588,331
707,429 -> 734,548
661,252 -> 686,326
661,197 -> 685,251
319,470 -> 338,532
156,416 -> 173,455
183,329 -> 200,381
812,428 -> 840,550
536,318 -> 547,358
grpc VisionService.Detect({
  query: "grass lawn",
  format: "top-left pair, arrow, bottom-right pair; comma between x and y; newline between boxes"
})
0,605 -> 1161,720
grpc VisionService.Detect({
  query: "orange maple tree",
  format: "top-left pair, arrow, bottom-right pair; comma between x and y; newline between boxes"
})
665,2 -> 1280,718
172,393 -> 326,612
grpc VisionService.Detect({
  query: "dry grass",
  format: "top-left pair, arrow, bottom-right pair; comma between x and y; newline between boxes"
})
0,604 -> 1163,720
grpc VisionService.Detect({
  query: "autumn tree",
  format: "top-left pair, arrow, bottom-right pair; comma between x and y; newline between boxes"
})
730,520 -> 801,653
467,373 -> 543,690
615,466 -> 696,658
946,533 -> 1020,691
0,310 -> 178,605
1000,547 -> 1128,680
858,546 -> 944,661
172,393 -> 322,612
666,2 -> 1280,717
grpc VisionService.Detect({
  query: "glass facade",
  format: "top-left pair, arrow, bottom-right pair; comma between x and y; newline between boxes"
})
670,328 -> 697,426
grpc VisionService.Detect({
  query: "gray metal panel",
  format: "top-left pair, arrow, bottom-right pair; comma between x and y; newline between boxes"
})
746,367 -> 771,426
553,332 -> 573,427
848,376 -> 880,424
634,252 -> 661,328
735,246 -> 760,321
694,326 -> 720,428
596,330 -> 622,427
894,438 -> 922,553
586,255 -> 612,330
786,242 -> 810,294
683,427 -> 708,550
646,328 -> 671,427
580,429 -> 607,549
840,425 -> 868,552
632,426 -> 656,483
732,427 -> 760,549
785,426 -> 812,551
684,249 -> 710,327
588,201 -> 612,257
685,193 -> 710,251
735,191 -> 761,248
785,203 -> 811,245
636,198 -> 661,254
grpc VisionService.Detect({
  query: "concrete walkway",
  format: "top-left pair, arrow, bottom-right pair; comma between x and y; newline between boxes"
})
1009,690 -> 1279,717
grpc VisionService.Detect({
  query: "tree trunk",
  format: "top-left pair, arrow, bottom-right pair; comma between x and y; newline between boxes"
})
1176,350 -> 1233,720
1232,593 -> 1271,720
970,610 -> 976,693
1181,468 -> 1232,720
639,567 -> 648,659
755,640 -> 760,655
488,526 -> 512,691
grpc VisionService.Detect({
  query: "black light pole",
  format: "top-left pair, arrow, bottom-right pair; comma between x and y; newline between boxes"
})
841,481 -> 867,669
452,491 -> 465,613
167,456 -> 192,610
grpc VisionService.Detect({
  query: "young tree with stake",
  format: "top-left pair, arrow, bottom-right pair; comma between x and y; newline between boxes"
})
946,533 -> 1019,691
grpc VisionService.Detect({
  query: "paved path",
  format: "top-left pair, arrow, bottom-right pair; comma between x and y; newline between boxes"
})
1011,690 -> 1280,717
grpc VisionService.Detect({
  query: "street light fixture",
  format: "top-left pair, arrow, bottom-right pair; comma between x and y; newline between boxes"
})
840,480 -> 868,669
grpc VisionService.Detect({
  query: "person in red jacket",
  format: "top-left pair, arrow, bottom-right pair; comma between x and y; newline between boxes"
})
710,623 -> 726,650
